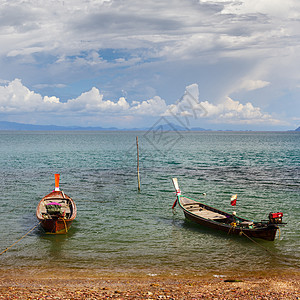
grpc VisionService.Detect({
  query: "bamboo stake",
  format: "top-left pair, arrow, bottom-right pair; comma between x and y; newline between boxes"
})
136,136 -> 141,192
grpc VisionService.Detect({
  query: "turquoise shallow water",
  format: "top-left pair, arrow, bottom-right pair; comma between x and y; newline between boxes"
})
0,131 -> 299,276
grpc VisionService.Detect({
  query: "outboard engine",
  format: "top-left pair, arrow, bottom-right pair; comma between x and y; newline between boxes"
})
269,212 -> 283,224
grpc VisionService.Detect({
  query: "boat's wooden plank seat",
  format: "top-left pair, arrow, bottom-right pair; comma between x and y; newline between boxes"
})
180,197 -> 196,202
185,205 -> 201,211
193,210 -> 227,220
181,197 -> 227,220
182,202 -> 199,207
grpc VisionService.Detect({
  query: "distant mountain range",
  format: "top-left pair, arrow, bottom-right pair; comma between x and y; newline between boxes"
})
0,121 -> 209,131
0,121 -> 299,132
0,121 -> 119,131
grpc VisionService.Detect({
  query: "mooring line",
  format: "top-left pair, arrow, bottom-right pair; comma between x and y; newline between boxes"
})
241,230 -> 300,268
240,231 -> 274,255
0,222 -> 41,256
60,216 -> 68,233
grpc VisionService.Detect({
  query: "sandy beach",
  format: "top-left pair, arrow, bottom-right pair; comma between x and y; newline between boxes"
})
0,269 -> 299,299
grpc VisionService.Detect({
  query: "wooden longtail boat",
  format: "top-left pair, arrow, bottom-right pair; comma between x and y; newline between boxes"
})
172,178 -> 283,241
36,174 -> 77,234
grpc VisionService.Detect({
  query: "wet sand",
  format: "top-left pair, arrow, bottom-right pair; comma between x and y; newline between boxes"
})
0,269 -> 299,299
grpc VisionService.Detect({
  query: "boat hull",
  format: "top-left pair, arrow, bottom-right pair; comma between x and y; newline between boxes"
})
183,210 -> 278,241
36,190 -> 76,234
39,218 -> 73,234
172,178 -> 280,241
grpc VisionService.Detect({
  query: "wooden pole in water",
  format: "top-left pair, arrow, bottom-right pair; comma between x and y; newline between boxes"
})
136,136 -> 141,192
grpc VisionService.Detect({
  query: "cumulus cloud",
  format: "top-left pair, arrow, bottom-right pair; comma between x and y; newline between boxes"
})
0,79 -> 166,118
0,0 -> 300,130
130,96 -> 168,115
164,83 -> 204,118
64,87 -> 130,113
0,79 -> 285,126
0,79 -> 131,115
164,83 -> 285,126
0,79 -> 47,113
200,97 -> 281,124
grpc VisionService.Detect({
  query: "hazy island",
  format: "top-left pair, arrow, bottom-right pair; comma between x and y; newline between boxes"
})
1,121 -> 300,132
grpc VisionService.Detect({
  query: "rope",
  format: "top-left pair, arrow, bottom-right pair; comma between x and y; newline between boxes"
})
228,223 -> 237,235
60,217 -> 68,233
240,230 -> 300,268
240,230 -> 274,256
0,222 -> 41,256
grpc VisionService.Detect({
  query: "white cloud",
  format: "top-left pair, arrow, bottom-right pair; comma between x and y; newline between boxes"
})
200,97 -> 274,123
33,83 -> 67,89
44,96 -> 60,104
0,78 -> 162,117
1,0 -> 298,64
0,79 -> 132,115
65,87 -> 130,113
0,79 -> 10,84
0,79 -> 288,126
130,96 -> 168,115
217,0 -> 300,18
239,79 -> 270,91
164,83 -> 203,118
164,83 -> 286,126
0,78 -> 44,113
0,0 -> 299,128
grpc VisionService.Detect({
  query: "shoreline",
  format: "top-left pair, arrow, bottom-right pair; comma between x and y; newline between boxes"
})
0,269 -> 299,299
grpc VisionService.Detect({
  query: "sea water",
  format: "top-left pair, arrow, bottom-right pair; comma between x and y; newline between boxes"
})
0,131 -> 299,276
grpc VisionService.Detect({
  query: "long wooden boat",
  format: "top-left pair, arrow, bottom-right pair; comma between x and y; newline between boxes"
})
36,174 -> 77,234
172,178 -> 283,241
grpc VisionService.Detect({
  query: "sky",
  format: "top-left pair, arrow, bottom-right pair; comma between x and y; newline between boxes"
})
0,0 -> 300,130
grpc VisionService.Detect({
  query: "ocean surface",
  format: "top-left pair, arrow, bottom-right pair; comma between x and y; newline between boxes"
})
0,131 -> 299,277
